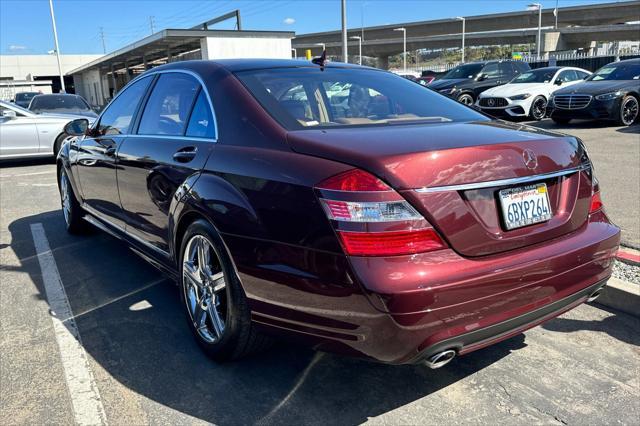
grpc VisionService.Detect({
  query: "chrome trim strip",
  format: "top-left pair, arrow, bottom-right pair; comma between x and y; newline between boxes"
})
414,164 -> 589,193
125,134 -> 218,143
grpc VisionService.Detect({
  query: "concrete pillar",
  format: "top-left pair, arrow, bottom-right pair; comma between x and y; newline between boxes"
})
143,55 -> 149,70
167,48 -> 173,63
124,61 -> 131,82
110,63 -> 117,97
376,55 -> 389,70
543,31 -> 567,54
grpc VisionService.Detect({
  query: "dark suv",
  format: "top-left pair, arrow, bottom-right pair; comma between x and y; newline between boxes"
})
429,60 -> 531,105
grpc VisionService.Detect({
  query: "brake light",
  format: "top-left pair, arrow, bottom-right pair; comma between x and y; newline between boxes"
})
316,169 -> 390,192
338,229 -> 445,256
590,192 -> 603,213
589,176 -> 603,213
316,169 -> 447,256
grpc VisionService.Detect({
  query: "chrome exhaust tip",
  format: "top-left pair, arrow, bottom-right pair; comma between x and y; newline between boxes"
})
587,287 -> 604,303
425,349 -> 457,369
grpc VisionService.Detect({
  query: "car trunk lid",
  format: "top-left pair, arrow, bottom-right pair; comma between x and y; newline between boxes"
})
287,121 -> 593,257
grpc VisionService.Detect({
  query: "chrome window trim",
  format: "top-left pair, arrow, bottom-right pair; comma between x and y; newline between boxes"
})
414,164 -> 590,193
135,69 -> 219,142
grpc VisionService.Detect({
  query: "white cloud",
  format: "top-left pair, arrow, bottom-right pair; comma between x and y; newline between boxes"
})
8,45 -> 27,51
283,17 -> 295,25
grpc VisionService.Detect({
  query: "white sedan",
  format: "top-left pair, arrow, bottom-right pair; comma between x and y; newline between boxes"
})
477,66 -> 592,120
0,100 -> 91,160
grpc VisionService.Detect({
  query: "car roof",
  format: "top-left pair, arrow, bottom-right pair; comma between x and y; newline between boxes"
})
33,93 -> 80,98
612,58 -> 639,65
149,58 -> 378,74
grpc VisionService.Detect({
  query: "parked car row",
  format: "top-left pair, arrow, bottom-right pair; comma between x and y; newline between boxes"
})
426,58 -> 639,126
0,99 -> 94,160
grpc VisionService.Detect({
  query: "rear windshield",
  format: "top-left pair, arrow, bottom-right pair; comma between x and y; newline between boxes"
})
587,63 -> 640,81
30,95 -> 90,112
235,67 -> 487,130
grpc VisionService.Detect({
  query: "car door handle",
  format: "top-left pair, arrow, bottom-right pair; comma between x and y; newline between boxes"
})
173,146 -> 198,163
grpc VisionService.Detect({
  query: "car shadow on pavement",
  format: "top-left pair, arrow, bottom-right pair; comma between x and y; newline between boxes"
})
541,303 -> 640,347
8,210 -> 528,425
0,157 -> 55,169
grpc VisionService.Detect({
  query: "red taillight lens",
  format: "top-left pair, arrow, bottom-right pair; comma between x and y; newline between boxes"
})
590,192 -> 603,213
316,168 -> 448,257
338,229 -> 446,257
316,169 -> 391,192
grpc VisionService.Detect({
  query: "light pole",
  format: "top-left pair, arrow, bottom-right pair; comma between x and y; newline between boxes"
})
350,36 -> 362,65
528,3 -> 542,59
48,0 -> 65,92
455,17 -> 466,63
341,0 -> 348,63
394,27 -> 406,73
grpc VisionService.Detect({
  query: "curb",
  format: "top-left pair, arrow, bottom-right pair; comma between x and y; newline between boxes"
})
616,247 -> 640,266
594,277 -> 640,317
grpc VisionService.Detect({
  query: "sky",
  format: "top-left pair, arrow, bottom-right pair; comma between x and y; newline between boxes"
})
0,0 -> 624,55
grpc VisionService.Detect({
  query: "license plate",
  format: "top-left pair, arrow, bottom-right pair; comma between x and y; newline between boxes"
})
499,183 -> 552,230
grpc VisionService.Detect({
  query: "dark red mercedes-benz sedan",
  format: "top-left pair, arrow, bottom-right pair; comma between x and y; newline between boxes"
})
57,59 -> 620,368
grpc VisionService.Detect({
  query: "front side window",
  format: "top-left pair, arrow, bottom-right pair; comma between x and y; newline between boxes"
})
186,91 -> 215,138
236,67 -> 487,130
557,70 -> 578,83
499,62 -> 514,77
482,63 -> 500,78
98,76 -> 151,136
138,73 -> 199,136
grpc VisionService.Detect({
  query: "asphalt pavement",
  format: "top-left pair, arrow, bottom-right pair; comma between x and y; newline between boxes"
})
1,120 -> 639,425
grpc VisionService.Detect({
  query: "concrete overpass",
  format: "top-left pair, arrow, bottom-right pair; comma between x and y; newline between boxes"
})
292,1 -> 640,62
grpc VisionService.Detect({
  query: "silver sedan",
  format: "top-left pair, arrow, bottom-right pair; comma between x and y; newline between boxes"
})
0,100 -> 91,160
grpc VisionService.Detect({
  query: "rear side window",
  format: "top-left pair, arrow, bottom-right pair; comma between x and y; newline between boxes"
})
186,91 -> 215,138
138,73 -> 199,136
98,76 -> 151,135
557,70 -> 578,82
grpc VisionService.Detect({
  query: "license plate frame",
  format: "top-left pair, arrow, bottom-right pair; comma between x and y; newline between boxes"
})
499,183 -> 552,230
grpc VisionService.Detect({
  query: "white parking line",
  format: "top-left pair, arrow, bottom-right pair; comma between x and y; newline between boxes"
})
30,223 -> 108,426
0,170 -> 56,178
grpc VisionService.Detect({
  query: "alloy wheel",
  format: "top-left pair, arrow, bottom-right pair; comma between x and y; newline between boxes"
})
458,94 -> 474,106
60,172 -> 71,225
182,234 -> 227,344
621,97 -> 638,126
531,97 -> 547,120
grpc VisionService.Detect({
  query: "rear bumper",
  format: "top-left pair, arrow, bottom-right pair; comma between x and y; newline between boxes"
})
345,210 -> 620,363
239,211 -> 619,364
410,278 -> 606,363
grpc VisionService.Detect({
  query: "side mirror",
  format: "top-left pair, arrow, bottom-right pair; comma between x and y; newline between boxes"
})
554,80 -> 563,86
477,73 -> 489,81
1,110 -> 17,119
64,118 -> 89,136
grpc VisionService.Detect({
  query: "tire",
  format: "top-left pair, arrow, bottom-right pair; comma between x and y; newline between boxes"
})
179,219 -> 270,362
53,133 -> 69,158
529,95 -> 547,121
457,93 -> 475,106
59,167 -> 88,234
617,95 -> 639,126
552,117 -> 571,125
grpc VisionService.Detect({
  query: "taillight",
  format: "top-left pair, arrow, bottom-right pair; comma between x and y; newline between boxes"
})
590,192 -> 603,213
589,176 -> 604,214
316,169 -> 447,257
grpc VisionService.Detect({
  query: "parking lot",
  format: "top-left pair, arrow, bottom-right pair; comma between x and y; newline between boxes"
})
1,120 -> 638,425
